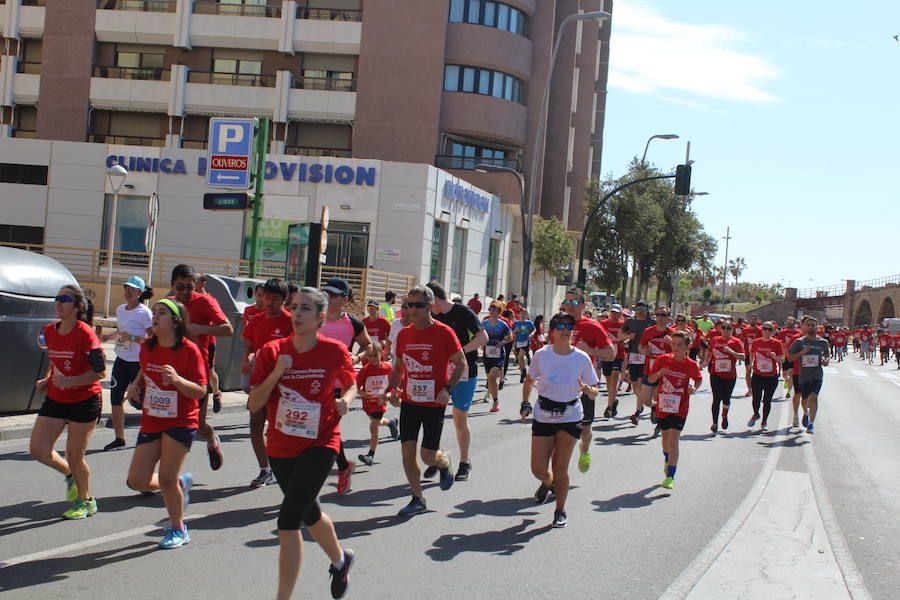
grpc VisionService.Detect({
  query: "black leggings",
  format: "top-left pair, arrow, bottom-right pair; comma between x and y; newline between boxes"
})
750,374 -> 778,422
336,441 -> 349,471
502,342 -> 514,375
710,374 -> 736,423
269,446 -> 337,530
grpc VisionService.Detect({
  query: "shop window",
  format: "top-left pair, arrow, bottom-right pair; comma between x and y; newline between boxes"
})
486,238 -> 500,298
430,221 -> 449,283
0,224 -> 44,246
450,226 -> 467,293
100,195 -> 150,265
0,163 -> 48,185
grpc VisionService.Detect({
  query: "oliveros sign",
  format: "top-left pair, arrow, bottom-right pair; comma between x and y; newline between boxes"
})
443,180 -> 490,213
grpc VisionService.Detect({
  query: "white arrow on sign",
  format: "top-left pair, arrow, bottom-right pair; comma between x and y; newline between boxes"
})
216,173 -> 241,181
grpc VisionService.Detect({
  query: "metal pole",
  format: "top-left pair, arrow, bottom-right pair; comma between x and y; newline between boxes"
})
248,117 -> 270,278
104,190 -> 119,318
721,226 -> 731,301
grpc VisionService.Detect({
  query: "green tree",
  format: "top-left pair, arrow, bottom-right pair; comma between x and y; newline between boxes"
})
532,216 -> 574,318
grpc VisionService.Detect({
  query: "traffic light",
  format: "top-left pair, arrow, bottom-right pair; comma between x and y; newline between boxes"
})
674,164 -> 691,196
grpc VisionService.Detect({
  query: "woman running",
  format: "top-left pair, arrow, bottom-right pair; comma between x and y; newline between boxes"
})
521,312 -> 600,528
747,321 -> 784,432
248,287 -> 356,600
125,298 -> 207,548
101,275 -> 153,451
702,318 -> 745,433
30,284 -> 106,519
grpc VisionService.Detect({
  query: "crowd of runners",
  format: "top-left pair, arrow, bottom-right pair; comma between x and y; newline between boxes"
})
28,265 -> 868,599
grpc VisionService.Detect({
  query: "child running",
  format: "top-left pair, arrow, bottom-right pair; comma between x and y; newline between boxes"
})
356,341 -> 400,466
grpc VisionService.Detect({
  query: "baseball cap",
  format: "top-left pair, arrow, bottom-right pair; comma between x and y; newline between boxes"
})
321,277 -> 351,297
124,275 -> 146,290
610,303 -> 623,312
366,299 -> 378,307
634,301 -> 649,310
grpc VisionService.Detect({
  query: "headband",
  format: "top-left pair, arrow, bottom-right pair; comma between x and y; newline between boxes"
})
157,298 -> 182,318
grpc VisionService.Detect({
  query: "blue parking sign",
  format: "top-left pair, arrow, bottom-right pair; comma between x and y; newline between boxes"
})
207,118 -> 256,189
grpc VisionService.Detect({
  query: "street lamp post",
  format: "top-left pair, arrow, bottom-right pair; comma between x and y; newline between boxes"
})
475,162 -> 525,295
721,226 -> 732,303
104,163 -> 128,318
524,9 -> 611,301
640,134 -> 679,165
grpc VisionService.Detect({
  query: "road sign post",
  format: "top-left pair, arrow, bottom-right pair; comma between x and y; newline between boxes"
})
247,117 -> 270,278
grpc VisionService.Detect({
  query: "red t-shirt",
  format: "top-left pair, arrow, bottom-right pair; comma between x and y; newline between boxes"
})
858,329 -> 873,343
640,325 -> 673,374
505,301 -> 521,319
356,361 -> 393,415
467,298 -> 482,314
177,292 -> 228,365
750,338 -> 784,376
650,353 -> 703,419
688,326 -> 702,349
395,321 -> 462,408
776,327 -> 800,346
833,332 -> 847,346
707,336 -> 745,378
572,317 -> 613,364
742,325 -> 763,346
139,338 -> 207,433
242,303 -> 263,327
362,316 -> 391,344
243,309 -> 293,351
530,325 -> 545,351
599,317 -> 627,359
878,333 -> 893,348
892,334 -> 900,350
251,335 -> 356,458
43,320 -> 103,403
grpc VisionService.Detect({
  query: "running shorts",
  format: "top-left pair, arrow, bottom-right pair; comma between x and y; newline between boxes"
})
657,415 -> 686,431
532,420 -> 582,439
136,427 -> 197,449
399,402 -> 446,451
38,395 -> 101,424
600,357 -> 624,377
799,379 -> 822,399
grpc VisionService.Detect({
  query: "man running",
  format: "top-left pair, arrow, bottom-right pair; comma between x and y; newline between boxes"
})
362,300 -> 391,347
386,285 -> 465,516
599,304 -> 626,418
427,281 -> 488,482
482,304 -> 512,412
877,329 -> 892,365
786,316 -> 829,433
621,301 -> 655,424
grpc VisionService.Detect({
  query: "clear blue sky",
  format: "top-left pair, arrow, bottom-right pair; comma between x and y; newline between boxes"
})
600,0 -> 900,291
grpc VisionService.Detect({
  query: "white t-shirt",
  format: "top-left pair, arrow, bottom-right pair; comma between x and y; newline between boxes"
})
388,319 -> 407,348
114,302 -> 153,362
529,345 -> 599,423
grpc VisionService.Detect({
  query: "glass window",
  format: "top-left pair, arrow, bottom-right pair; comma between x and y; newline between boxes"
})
504,75 -> 513,100
449,0 -> 464,22
239,60 -> 262,74
483,1 -> 496,26
496,3 -> 509,30
444,65 -> 459,91
478,69 -> 490,94
450,226 -> 467,293
430,221 -> 448,283
101,194 -> 151,263
0,163 -> 48,185
508,8 -> 519,34
486,238 -> 500,298
492,71 -> 503,97
462,67 -> 475,92
117,52 -> 140,68
466,0 -> 480,23
214,58 -> 237,73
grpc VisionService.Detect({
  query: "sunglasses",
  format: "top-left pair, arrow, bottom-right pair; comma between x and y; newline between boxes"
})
561,299 -> 583,306
174,284 -> 195,291
721,326 -> 733,331
553,323 -> 575,330
655,313 -> 670,317
762,327 -> 774,331
675,318 -> 686,322
407,301 -> 429,309
55,295 -> 76,303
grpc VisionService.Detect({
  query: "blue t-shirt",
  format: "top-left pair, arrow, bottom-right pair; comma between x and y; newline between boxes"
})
512,320 -> 535,345
483,319 -> 511,360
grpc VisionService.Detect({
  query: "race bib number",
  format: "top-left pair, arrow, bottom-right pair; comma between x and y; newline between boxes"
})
755,353 -> 773,373
365,375 -> 388,396
801,354 -> 819,368
515,340 -> 529,348
485,345 -> 501,358
370,334 -> 379,342
629,352 -> 645,364
275,392 -> 321,439
658,393 -> 681,414
407,378 -> 435,403
714,359 -> 731,373
115,335 -> 130,352
146,387 -> 178,419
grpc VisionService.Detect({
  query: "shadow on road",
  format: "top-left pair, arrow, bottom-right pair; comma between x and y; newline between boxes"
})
592,485 -> 671,512
446,497 -> 539,519
758,433 -> 809,448
185,505 -> 279,532
321,482 -> 439,507
426,518 -> 551,561
594,433 -> 652,446
0,501 -> 64,537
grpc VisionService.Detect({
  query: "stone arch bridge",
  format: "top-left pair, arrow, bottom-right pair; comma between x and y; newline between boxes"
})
791,276 -> 900,327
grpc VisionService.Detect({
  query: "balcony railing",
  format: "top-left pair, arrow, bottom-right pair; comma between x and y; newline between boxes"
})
188,70 -> 276,87
284,146 -> 352,158
193,1 -> 282,17
292,76 -> 356,92
435,154 -> 520,171
296,7 -> 362,22
16,61 -> 42,75
88,134 -> 166,147
96,0 -> 176,11
93,65 -> 171,81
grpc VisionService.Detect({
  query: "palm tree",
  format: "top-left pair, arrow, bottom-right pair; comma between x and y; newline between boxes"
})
728,257 -> 747,288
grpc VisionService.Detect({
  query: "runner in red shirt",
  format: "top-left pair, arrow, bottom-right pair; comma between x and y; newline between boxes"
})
741,315 -> 764,396
776,317 -> 801,397
31,284 -> 106,520
386,285 -> 466,517
747,321 -> 785,431
355,341 -> 399,466
599,304 -> 627,419
892,333 -> 900,368
702,318 -> 746,433
242,283 -> 265,327
125,298 -> 207,549
647,330 -> 703,489
858,325 -> 874,363
832,328 -> 848,362
631,307 -> 674,434
362,300 -> 391,350
530,315 -> 546,352
169,264 -> 233,471
241,278 -> 293,488
877,330 -> 893,365
248,286 -> 357,600
466,293 -> 482,316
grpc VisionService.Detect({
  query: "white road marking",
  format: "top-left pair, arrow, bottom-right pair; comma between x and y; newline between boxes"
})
877,371 -> 899,380
823,367 -> 838,375
849,370 -> 869,377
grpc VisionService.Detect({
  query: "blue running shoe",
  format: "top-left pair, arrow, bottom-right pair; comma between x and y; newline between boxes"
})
397,496 -> 427,517
806,422 -> 814,434
159,525 -> 191,549
179,473 -> 194,510
802,413 -> 810,428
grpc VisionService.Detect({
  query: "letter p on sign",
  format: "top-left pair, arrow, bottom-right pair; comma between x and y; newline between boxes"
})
218,125 -> 244,152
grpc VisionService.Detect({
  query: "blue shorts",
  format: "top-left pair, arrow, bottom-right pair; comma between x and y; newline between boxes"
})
449,377 -> 477,412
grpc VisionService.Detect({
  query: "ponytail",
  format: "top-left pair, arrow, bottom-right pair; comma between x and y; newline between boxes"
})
62,284 -> 93,326
139,285 -> 154,303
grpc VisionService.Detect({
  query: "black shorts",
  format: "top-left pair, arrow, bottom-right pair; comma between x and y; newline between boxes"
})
531,420 -> 582,439
641,374 -> 659,387
782,360 -> 794,370
689,348 -> 700,361
110,358 -> 142,406
483,358 -> 504,372
658,415 -> 686,431
600,357 -> 624,377
399,402 -> 446,451
799,379 -> 822,399
881,347 -> 890,355
136,427 -> 198,449
38,395 -> 101,424
627,363 -> 644,382
207,343 -> 216,368
580,393 -> 595,425
792,374 -> 800,389
367,411 -> 385,421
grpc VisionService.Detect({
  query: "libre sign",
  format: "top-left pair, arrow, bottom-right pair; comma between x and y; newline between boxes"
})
207,117 -> 255,189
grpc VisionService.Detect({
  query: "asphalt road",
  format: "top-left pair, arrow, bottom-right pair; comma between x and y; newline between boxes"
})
0,356 -> 895,599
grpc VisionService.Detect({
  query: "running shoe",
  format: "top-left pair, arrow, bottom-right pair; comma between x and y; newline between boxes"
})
661,477 -> 675,489
806,423 -> 815,434
337,461 -> 355,494
520,401 -> 533,419
387,418 -> 399,440
358,454 -> 375,467
329,548 -> 355,599
207,440 -> 224,471
652,424 -> 661,438
397,496 -> 427,517
650,410 -> 658,425
552,510 -> 567,528
483,392 -> 492,404
159,525 -> 191,549
212,392 -> 222,413
603,407 -> 612,419
760,422 -> 768,432
611,399 -> 619,416
63,497 -> 97,519
423,465 -> 439,478
65,474 -> 78,503
490,401 -> 499,413
578,452 -> 591,473
629,412 -> 640,426
747,414 -> 759,427
534,483 -> 553,504
721,410 -> 729,430
179,473 -> 193,509
438,455 -> 454,490
455,460 -> 471,481
783,380 -> 789,391
250,469 -> 275,488
710,423 -> 718,433
499,379 -> 505,391
802,412 -> 810,428
103,438 -> 126,451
